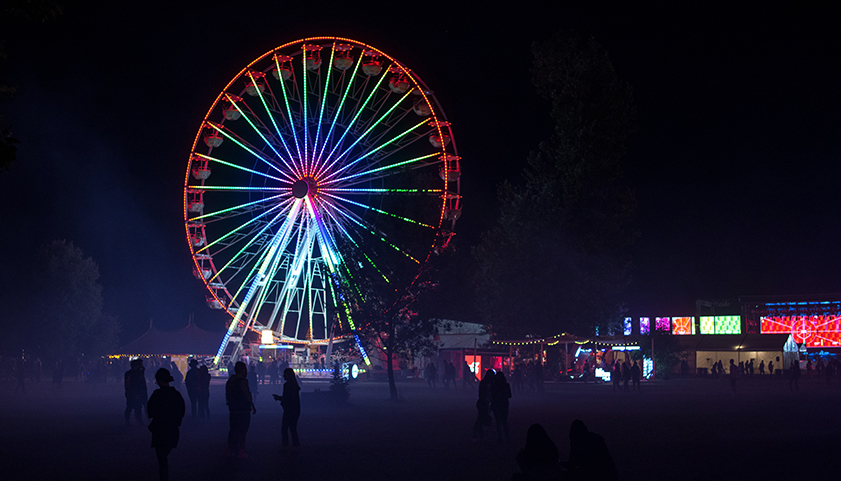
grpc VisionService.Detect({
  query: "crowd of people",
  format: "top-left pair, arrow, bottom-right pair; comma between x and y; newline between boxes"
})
122,357 -> 303,480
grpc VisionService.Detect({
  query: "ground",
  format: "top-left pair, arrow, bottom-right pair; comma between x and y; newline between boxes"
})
1,373 -> 838,480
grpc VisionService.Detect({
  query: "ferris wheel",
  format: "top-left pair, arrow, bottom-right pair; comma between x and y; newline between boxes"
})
183,37 -> 462,367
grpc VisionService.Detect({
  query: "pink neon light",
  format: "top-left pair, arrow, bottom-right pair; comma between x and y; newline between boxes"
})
761,315 -> 841,348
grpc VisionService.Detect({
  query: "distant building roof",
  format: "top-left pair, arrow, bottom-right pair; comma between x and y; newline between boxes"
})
115,321 -> 222,356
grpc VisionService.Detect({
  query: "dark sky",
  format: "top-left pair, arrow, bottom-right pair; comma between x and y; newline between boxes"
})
1,2 -> 839,342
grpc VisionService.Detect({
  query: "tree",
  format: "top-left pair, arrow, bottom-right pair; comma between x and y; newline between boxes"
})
1,240 -> 120,358
473,32 -> 637,338
635,333 -> 687,379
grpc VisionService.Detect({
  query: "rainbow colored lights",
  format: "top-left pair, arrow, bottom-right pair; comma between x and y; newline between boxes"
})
699,316 -> 741,335
671,317 -> 695,335
186,37 -> 460,368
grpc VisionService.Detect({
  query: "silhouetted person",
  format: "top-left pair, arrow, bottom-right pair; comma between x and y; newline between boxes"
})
268,360 -> 279,385
790,360 -> 801,391
769,360 -> 774,376
729,359 -> 738,393
248,361 -> 259,402
472,369 -> 494,441
184,359 -> 199,419
612,360 -> 621,392
226,361 -> 257,458
491,370 -> 512,442
463,361 -> 475,389
825,361 -> 834,385
759,360 -> 765,375
622,361 -> 631,392
425,362 -> 438,388
273,368 -> 301,449
147,368 -> 185,481
565,420 -> 617,481
513,423 -> 559,480
631,360 -> 641,392
196,365 -> 211,419
806,359 -> 812,379
125,359 -> 148,425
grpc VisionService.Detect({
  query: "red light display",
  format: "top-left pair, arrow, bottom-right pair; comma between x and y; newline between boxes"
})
760,315 -> 841,348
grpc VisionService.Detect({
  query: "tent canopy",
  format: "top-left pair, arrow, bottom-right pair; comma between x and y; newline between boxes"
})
115,321 -> 222,356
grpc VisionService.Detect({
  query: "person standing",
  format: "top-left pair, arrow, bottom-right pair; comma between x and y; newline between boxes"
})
184,359 -> 199,419
425,362 -> 438,389
273,368 -> 301,450
125,359 -> 148,425
226,361 -> 257,458
631,360 -> 641,392
759,360 -> 765,375
612,360 -> 621,392
490,370 -> 512,442
622,360 -> 631,392
790,359 -> 801,392
196,365 -> 211,420
146,368 -> 185,481
472,369 -> 494,441
729,359 -> 739,394
769,360 -> 774,376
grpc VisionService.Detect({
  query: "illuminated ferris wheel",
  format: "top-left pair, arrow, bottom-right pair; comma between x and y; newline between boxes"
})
183,37 -> 462,366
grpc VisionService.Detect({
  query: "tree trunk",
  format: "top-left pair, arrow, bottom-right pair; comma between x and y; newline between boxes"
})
386,322 -> 398,400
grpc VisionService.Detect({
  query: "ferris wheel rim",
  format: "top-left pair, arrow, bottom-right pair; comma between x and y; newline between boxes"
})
183,36 -> 461,355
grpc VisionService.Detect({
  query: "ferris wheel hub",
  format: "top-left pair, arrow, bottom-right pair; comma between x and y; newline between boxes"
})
292,179 -> 310,199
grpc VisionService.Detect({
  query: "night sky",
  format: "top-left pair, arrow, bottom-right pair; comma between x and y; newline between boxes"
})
1,2 -> 839,343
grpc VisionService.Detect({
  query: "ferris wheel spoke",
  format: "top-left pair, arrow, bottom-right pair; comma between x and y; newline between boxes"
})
194,153 -> 294,185
226,91 -> 302,179
206,122 -> 293,179
323,89 -> 414,176
338,124 -> 438,181
274,55 -> 303,162
188,185 -> 287,192
315,72 -> 389,179
313,55 -> 365,169
320,203 -> 392,284
188,194 -> 285,222
330,205 -> 421,264
321,152 -> 439,186
319,187 -> 444,195
310,44 -> 336,176
320,118 -> 431,183
320,191 -> 435,229
196,200 -> 291,254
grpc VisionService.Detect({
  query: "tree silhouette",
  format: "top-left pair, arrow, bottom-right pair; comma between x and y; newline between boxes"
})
473,32 -> 637,338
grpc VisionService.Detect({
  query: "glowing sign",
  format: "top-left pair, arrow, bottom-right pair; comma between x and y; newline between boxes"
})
624,318 -> 632,336
761,315 -> 841,348
699,316 -> 741,334
261,329 -> 275,344
715,316 -> 741,334
672,317 -> 695,335
643,357 -> 653,379
640,317 -> 650,335
595,368 -> 611,382
655,317 -> 670,332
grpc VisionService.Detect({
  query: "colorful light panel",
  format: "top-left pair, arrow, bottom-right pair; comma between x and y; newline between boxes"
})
640,317 -> 650,335
761,315 -> 841,348
623,317 -> 632,336
655,317 -> 670,332
671,317 -> 695,335
700,316 -> 715,334
715,316 -> 741,334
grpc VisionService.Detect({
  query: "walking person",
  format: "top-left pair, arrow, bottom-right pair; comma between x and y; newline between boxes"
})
472,369 -> 494,441
124,359 -> 148,425
759,360 -> 765,375
226,361 -> 257,458
490,370 -> 511,442
196,365 -> 211,420
622,360 -> 631,392
273,368 -> 301,450
184,359 -> 199,419
146,368 -> 185,481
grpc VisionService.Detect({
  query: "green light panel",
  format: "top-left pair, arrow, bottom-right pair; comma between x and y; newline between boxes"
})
715,316 -> 741,334
700,316 -> 715,334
